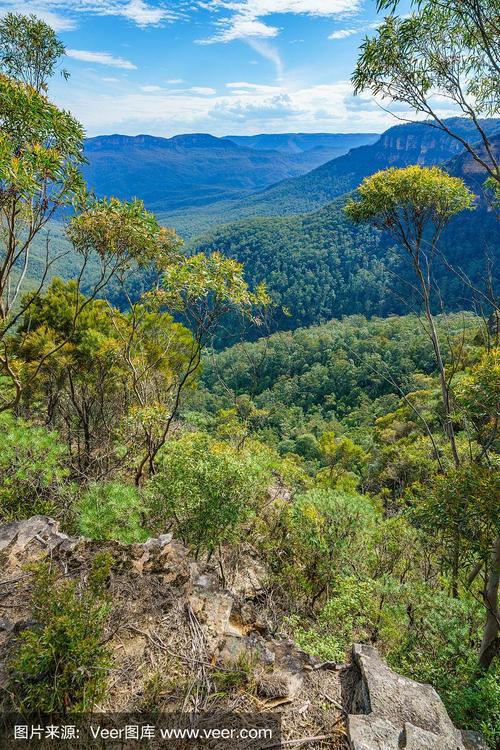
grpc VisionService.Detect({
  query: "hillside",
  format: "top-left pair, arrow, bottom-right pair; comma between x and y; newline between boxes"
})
189,157 -> 499,345
30,126 -> 500,336
159,118 -> 500,238
1,516 -> 486,750
193,313 -> 482,450
226,133 -> 378,154
81,132 -> 377,213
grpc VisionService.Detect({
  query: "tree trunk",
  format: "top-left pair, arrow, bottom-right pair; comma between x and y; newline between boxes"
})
479,534 -> 500,671
451,538 -> 459,599
415,262 -> 461,469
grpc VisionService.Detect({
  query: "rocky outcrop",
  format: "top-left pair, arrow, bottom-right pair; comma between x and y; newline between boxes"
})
0,515 -> 190,580
0,519 -> 489,750
344,644 -> 487,750
0,518 -> 343,747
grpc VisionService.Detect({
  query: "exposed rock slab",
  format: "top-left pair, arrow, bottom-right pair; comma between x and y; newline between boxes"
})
0,515 -> 190,583
344,644 -> 484,750
0,519 -> 489,750
461,730 -> 491,750
348,715 -> 401,749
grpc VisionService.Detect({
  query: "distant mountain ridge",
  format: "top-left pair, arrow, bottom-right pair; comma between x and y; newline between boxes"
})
31,120 -> 499,345
225,132 -> 378,164
81,131 -> 377,213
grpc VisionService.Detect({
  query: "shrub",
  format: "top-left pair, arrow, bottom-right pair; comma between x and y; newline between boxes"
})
387,588 -> 498,747
275,489 -> 378,607
77,482 -> 148,543
0,411 -> 68,521
147,432 -> 269,553
447,667 -> 500,748
8,555 -> 112,714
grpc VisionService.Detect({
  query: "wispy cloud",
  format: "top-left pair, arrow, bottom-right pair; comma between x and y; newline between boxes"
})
329,20 -> 380,40
226,82 -> 282,92
328,27 -> 357,39
58,77 -> 414,137
0,0 -> 176,29
199,0 -> 363,43
66,49 -> 137,69
140,84 -> 216,95
119,0 -> 168,27
189,86 -> 217,95
0,4 -> 76,31
247,38 -> 283,77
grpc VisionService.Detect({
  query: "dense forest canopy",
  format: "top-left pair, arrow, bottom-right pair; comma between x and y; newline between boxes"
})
189,185 -> 498,347
0,6 -> 498,747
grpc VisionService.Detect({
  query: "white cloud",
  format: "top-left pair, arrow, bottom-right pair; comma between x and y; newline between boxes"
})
0,5 -> 76,30
329,20 -> 380,40
166,78 -> 185,84
66,49 -> 137,69
119,0 -> 167,26
247,38 -> 283,76
141,84 -> 163,92
200,0 -> 362,43
189,86 -> 217,95
226,81 -> 282,93
328,27 -> 357,38
0,0 -> 175,29
55,76 -> 419,137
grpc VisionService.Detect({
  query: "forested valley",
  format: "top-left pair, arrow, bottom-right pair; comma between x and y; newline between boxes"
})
0,3 -> 499,747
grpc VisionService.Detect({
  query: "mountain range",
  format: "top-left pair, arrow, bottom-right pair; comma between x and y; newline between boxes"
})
33,117 -> 499,346
184,125 -> 499,344
82,132 -> 377,212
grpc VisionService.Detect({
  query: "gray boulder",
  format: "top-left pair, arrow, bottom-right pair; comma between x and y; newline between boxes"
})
344,644 -> 486,750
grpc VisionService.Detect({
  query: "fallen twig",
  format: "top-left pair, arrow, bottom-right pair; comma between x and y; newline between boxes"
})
321,692 -> 347,714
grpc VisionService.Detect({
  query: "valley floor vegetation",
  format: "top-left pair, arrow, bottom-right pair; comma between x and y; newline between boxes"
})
0,7 -> 498,748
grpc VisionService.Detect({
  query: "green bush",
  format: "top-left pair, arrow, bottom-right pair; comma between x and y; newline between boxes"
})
147,432 -> 269,553
275,489 -> 377,607
387,589 -> 499,746
447,667 -> 500,748
0,411 -> 68,521
8,556 -> 112,714
77,482 -> 148,543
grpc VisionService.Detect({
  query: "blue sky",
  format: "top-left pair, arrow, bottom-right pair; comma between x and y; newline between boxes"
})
3,0 -> 419,136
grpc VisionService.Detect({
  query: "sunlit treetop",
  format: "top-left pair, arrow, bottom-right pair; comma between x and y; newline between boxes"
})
156,251 -> 269,311
345,165 -> 475,238
67,197 -> 183,269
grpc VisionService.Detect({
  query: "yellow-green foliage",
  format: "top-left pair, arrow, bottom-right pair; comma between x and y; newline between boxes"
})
147,432 -> 272,552
345,166 -> 474,229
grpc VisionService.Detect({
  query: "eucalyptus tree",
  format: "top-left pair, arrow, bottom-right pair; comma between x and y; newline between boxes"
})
352,0 -> 500,186
346,165 -> 500,672
0,12 -> 68,92
118,251 -> 269,484
346,165 -> 474,465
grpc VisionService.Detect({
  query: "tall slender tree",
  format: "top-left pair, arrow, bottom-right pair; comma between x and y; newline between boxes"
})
346,165 -> 500,671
